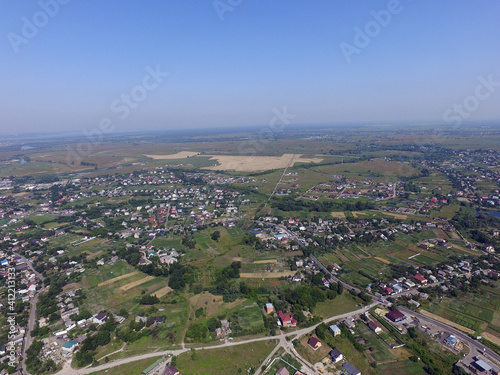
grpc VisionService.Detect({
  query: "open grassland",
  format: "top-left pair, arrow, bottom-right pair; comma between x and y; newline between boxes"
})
189,292 -> 247,318
85,261 -> 137,287
315,293 -> 362,318
89,356 -> 164,375
175,340 -> 277,375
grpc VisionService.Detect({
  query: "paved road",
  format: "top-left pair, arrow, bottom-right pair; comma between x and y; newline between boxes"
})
14,252 -> 45,375
398,307 -> 500,367
55,305 -> 375,375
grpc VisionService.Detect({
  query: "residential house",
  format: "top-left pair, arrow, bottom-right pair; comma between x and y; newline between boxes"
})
343,362 -> 361,375
307,337 -> 322,350
386,310 -> 405,323
278,311 -> 297,328
164,366 -> 184,375
275,368 -> 289,375
92,312 -> 109,325
265,303 -> 274,314
330,348 -> 343,363
329,324 -> 341,336
368,321 -> 382,334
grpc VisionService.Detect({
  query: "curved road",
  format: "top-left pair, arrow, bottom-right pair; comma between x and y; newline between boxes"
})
55,305 -> 376,375
398,307 -> 500,366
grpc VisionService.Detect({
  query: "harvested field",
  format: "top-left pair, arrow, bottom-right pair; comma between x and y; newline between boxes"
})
203,154 -> 322,172
482,331 -> 500,347
151,285 -> 172,298
240,271 -> 296,278
119,276 -> 155,291
253,259 -> 277,264
379,212 -> 407,220
374,257 -> 391,265
331,212 -> 346,219
419,309 -> 475,334
433,229 -> 450,240
97,271 -> 138,287
352,211 -> 367,218
144,151 -> 200,159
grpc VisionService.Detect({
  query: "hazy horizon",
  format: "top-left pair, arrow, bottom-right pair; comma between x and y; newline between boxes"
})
2,1 -> 500,134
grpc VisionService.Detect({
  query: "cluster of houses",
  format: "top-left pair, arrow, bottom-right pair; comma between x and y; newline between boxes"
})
302,177 -> 405,202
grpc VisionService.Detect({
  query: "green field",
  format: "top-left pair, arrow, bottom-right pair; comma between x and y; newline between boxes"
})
357,323 -> 396,363
175,340 -> 277,374
90,356 -> 164,375
315,293 -> 363,318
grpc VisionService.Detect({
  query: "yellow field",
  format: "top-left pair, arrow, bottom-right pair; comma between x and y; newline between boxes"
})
240,271 -> 296,278
203,153 -> 323,172
375,211 -> 408,220
352,211 -> 368,219
150,285 -> 172,298
331,212 -> 346,219
253,259 -> 277,264
144,151 -> 200,159
97,271 -> 138,287
482,331 -> 500,347
374,257 -> 391,265
419,309 -> 475,334
119,276 -> 155,291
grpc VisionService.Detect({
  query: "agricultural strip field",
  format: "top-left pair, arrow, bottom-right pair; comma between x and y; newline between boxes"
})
419,310 -> 475,334
151,285 -> 173,298
239,271 -> 296,278
97,272 -> 138,287
374,257 -> 391,265
119,276 -> 156,292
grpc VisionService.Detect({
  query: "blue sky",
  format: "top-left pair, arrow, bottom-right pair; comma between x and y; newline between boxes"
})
1,0 -> 500,134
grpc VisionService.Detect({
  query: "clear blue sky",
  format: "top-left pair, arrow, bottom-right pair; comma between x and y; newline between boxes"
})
1,0 -> 500,134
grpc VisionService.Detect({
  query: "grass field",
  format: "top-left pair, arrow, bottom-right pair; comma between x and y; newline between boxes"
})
315,293 -> 362,318
90,356 -> 164,375
175,340 -> 277,374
